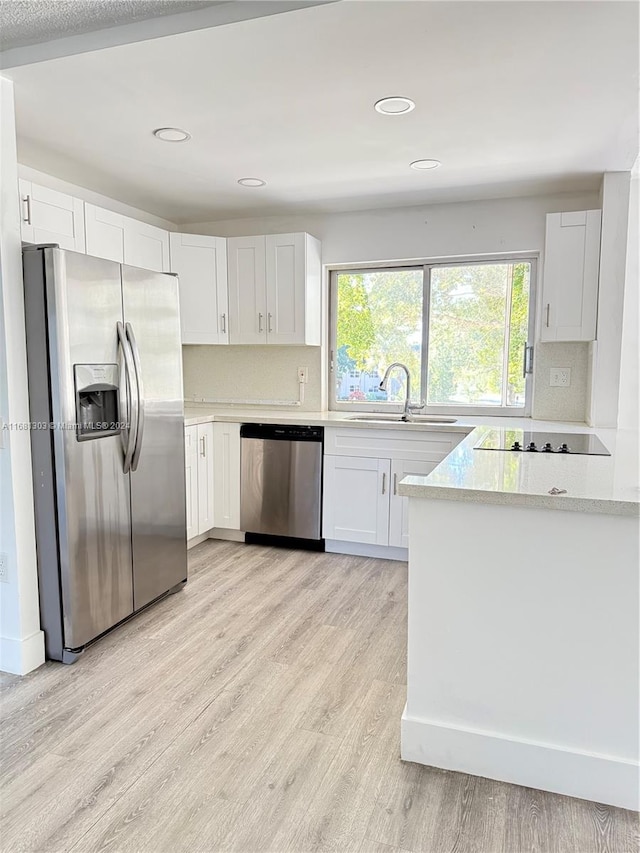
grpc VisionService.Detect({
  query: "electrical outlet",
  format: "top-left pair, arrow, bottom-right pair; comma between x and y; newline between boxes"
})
0,553 -> 8,584
297,366 -> 309,384
550,367 -> 571,387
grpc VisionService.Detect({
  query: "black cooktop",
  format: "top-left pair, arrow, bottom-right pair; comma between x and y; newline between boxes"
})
475,430 -> 610,456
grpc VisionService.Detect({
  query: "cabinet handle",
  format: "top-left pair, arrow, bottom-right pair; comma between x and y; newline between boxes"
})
545,303 -> 550,328
258,312 -> 263,332
221,313 -> 226,333
22,194 -> 32,225
393,473 -> 398,495
200,435 -> 206,457
268,312 -> 273,333
382,472 -> 387,495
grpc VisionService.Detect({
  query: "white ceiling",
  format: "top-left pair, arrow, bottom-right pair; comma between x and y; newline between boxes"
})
7,0 -> 639,224
0,1 -> 221,51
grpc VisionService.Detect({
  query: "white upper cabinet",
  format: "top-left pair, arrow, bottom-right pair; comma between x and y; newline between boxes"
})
85,203 -> 125,262
227,232 -> 321,345
85,202 -> 170,272
227,235 -> 267,344
123,218 -> 170,272
19,180 -> 85,252
540,209 -> 602,342
170,233 -> 228,345
265,233 -> 306,345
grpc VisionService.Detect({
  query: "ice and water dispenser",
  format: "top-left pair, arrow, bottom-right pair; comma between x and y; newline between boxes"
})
74,364 -> 121,441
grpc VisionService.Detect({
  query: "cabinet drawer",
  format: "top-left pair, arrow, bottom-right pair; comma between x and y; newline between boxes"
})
324,426 -> 466,462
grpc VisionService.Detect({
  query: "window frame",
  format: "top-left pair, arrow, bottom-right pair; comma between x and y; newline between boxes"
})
329,252 -> 538,417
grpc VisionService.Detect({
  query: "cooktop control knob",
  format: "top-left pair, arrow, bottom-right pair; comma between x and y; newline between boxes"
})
511,441 -> 522,451
542,442 -> 554,452
527,442 -> 538,452
558,443 -> 570,453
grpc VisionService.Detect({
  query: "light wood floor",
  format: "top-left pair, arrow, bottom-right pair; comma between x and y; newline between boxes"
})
1,540 -> 638,853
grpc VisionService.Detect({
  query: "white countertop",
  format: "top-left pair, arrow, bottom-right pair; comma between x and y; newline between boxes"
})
183,405 -> 478,431
183,404 -> 639,516
183,405 -> 582,434
398,423 -> 640,517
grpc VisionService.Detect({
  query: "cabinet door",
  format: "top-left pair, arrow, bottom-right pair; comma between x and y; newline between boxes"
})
185,426 -> 199,541
388,459 -> 439,549
227,236 -> 267,344
170,233 -> 228,344
85,203 -> 125,262
197,423 -> 215,535
541,210 -> 601,342
123,218 -> 170,272
19,180 -> 86,252
213,422 -> 241,530
265,232 -> 306,344
323,455 -> 391,545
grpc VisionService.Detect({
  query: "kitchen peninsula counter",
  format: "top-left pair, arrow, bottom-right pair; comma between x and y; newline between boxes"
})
398,424 -> 640,517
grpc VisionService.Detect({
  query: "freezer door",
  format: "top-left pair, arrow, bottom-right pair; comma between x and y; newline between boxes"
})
42,248 -> 134,649
121,265 -> 187,610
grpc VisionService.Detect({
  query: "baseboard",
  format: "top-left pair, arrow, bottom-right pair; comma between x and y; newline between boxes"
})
208,528 -> 245,543
187,532 -> 210,549
325,539 -> 408,562
401,707 -> 639,811
0,629 -> 45,675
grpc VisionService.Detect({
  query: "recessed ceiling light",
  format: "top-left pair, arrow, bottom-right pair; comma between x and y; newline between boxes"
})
238,178 -> 267,187
410,159 -> 442,170
153,127 -> 191,142
374,97 -> 415,115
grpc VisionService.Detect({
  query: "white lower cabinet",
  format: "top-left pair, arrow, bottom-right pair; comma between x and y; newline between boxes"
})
322,427 -> 466,554
185,426 -> 199,541
212,423 -> 241,530
184,422 -> 214,540
323,455 -> 391,545
197,423 -> 215,534
184,421 -> 241,542
388,458 -> 438,548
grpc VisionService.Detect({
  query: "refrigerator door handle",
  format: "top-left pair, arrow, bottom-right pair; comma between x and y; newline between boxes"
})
126,322 -> 146,473
117,321 -> 138,474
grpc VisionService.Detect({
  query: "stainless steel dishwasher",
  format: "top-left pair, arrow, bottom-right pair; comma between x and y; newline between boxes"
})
240,423 -> 324,549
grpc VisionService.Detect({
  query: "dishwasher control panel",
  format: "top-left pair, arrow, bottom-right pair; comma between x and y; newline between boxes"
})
240,423 -> 324,442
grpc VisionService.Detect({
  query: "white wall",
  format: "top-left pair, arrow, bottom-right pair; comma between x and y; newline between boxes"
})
185,190 -> 599,418
617,167 -> 639,431
0,77 -> 45,674
588,172 -> 631,427
403,497 -> 639,810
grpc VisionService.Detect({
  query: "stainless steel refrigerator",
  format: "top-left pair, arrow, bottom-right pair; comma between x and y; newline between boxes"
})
23,245 -> 187,663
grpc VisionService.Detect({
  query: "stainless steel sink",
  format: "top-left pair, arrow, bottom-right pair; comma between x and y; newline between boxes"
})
348,415 -> 457,424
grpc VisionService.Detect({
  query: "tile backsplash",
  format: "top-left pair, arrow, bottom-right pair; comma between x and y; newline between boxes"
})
532,342 -> 590,422
182,345 -> 323,411
183,341 -> 590,422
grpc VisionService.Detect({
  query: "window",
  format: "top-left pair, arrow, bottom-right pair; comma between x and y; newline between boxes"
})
331,257 -> 535,414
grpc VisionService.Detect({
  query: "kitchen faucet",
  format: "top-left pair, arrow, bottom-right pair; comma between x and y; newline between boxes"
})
379,363 -> 425,421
